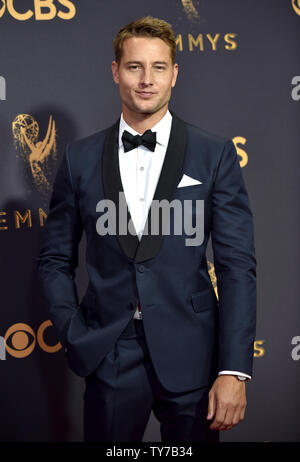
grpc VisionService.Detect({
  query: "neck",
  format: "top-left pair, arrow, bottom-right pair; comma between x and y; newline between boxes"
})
122,105 -> 168,133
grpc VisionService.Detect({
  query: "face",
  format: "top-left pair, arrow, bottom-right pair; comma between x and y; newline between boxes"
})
111,36 -> 178,117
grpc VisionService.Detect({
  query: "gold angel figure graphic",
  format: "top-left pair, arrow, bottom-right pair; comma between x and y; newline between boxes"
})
181,0 -> 200,22
12,114 -> 57,194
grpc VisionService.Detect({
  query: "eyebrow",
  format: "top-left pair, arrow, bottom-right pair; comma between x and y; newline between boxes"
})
125,61 -> 169,65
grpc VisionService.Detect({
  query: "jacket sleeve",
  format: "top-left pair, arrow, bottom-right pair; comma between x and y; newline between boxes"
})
36,144 -> 84,350
211,139 -> 257,376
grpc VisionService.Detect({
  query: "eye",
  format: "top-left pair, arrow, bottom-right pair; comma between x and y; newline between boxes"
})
128,65 -> 140,70
4,322 -> 36,358
155,66 -> 165,70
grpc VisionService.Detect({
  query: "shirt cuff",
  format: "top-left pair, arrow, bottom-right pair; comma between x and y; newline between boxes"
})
218,370 -> 252,380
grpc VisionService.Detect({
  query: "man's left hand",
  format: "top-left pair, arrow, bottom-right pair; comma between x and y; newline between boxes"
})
206,375 -> 247,431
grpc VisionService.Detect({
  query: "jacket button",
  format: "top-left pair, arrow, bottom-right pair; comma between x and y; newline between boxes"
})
138,265 -> 146,272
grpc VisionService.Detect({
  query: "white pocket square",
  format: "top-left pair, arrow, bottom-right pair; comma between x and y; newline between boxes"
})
177,174 -> 202,188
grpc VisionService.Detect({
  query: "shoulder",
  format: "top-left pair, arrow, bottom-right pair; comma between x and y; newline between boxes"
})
172,111 -> 230,148
185,120 -> 228,148
64,119 -> 119,171
172,112 -> 234,161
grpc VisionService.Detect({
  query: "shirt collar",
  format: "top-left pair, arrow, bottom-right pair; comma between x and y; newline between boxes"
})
118,109 -> 172,149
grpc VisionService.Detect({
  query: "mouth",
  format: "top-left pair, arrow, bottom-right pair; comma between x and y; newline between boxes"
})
136,91 -> 155,99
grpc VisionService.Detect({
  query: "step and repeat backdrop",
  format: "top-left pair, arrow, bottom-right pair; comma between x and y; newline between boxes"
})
0,0 -> 299,442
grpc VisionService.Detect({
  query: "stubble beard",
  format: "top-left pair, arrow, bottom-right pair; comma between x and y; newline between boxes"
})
127,95 -> 169,116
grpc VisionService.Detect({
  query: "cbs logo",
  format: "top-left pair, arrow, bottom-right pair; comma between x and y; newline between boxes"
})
0,0 -> 75,21
4,320 -> 61,358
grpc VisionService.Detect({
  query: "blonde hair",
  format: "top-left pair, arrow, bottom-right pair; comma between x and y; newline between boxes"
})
113,16 -> 176,65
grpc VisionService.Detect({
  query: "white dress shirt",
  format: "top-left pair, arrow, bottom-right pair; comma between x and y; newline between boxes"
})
117,109 -> 251,381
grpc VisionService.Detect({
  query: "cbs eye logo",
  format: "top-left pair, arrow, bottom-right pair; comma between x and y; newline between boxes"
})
4,321 -> 61,358
0,0 -> 76,21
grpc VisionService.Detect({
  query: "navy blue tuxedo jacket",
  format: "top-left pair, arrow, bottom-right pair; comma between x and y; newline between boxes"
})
36,110 -> 256,393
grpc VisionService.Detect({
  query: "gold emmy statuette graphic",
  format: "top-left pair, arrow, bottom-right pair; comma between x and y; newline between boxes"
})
207,260 -> 218,299
181,0 -> 200,22
12,114 -> 57,195
292,0 -> 300,16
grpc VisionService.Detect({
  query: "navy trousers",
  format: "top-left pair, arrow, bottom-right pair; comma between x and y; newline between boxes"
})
83,317 -> 219,442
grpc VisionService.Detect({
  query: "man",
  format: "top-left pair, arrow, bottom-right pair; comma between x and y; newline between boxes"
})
37,16 -> 256,442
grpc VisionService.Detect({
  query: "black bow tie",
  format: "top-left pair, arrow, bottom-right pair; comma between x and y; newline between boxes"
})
122,129 -> 157,153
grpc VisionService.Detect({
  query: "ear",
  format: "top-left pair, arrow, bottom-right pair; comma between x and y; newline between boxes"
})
111,61 -> 120,84
171,63 -> 179,88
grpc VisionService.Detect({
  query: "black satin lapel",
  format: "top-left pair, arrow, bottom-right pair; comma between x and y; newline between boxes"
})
102,118 -> 140,260
134,111 -> 187,263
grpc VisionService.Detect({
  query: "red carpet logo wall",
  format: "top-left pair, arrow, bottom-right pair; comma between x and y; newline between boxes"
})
0,0 -> 76,20
0,260 -> 264,361
0,133 -> 247,231
0,320 -> 265,359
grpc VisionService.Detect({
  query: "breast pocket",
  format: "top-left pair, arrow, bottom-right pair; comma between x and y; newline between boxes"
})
175,183 -> 207,199
172,180 -> 212,244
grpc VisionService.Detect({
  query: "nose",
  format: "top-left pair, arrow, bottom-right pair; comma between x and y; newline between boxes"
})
140,66 -> 153,87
